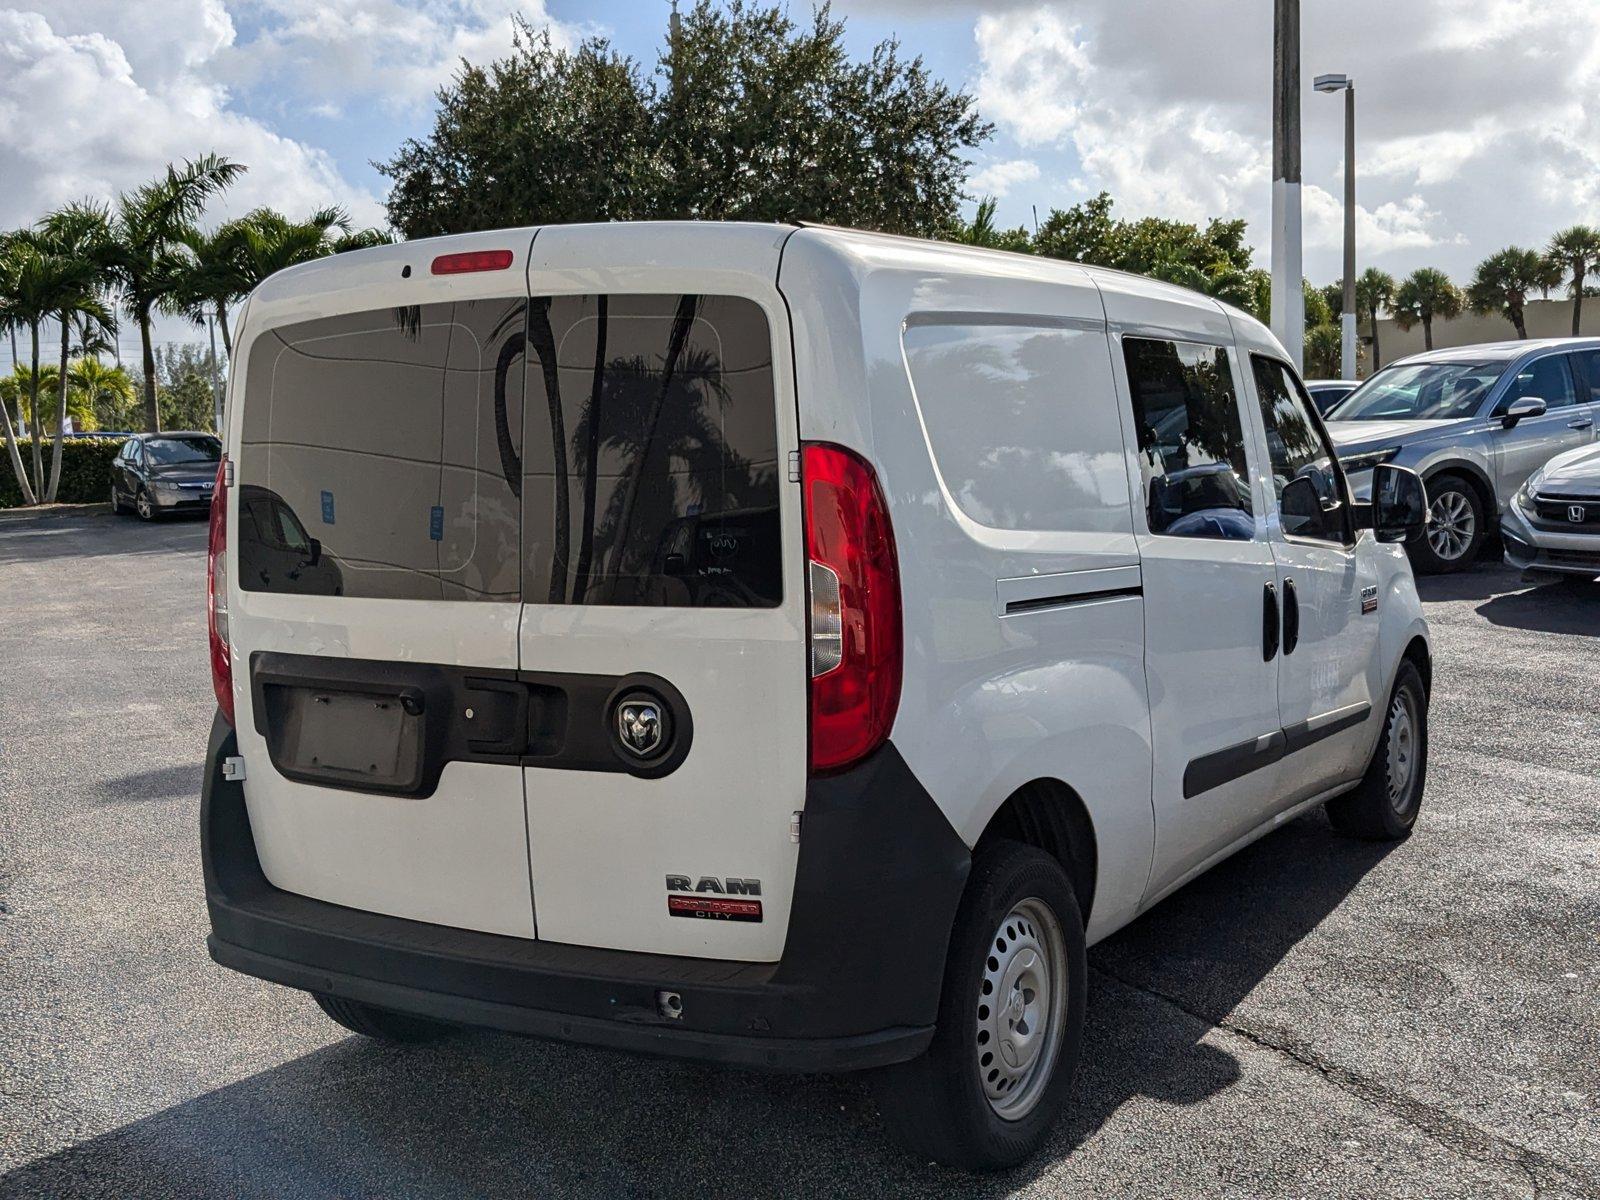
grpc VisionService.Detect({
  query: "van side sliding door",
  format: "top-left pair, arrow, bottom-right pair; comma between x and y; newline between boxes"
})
1102,285 -> 1284,903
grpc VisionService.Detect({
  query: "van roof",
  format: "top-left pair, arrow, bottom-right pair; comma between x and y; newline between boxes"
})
249,219 -> 1266,341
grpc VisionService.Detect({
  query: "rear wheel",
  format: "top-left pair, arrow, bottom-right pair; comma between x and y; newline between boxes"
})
1327,660 -> 1428,840
1412,473 -> 1483,573
873,841 -> 1085,1171
109,483 -> 126,515
312,993 -> 452,1043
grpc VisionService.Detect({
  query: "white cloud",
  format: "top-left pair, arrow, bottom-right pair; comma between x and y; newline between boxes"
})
970,0 -> 1600,281
967,158 -> 1041,198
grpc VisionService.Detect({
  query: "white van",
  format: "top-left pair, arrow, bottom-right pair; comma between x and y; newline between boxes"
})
202,223 -> 1433,1169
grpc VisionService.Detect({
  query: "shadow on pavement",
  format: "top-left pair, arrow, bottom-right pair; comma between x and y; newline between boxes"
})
0,814 -> 1394,1200
0,511 -> 207,566
97,764 -> 203,804
1475,581 -> 1599,636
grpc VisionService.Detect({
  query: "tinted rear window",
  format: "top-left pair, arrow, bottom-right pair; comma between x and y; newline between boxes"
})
522,294 -> 782,607
237,300 -> 525,601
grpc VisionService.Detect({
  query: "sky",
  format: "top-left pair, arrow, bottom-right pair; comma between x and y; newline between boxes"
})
2,0 -> 1599,366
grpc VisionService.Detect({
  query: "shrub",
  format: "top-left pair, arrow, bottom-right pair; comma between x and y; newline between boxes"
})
0,437 -> 127,508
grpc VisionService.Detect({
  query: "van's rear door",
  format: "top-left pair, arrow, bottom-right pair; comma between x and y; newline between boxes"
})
228,232 -> 537,938
517,224 -> 808,962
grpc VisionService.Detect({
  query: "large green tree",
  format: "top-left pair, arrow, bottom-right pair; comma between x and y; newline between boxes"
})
103,155 -> 244,432
1393,267 -> 1463,351
1545,225 -> 1600,337
1355,268 -> 1397,370
380,3 -> 990,238
1468,247 -> 1546,339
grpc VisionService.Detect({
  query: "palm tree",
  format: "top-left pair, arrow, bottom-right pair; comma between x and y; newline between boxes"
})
0,235 -> 37,504
1355,268 -> 1396,370
1546,225 -> 1600,337
68,356 -> 137,430
103,155 -> 244,432
1305,323 -> 1342,378
0,230 -> 108,500
1393,268 -> 1463,351
171,207 -> 390,357
1468,247 -> 1545,339
38,202 -> 115,500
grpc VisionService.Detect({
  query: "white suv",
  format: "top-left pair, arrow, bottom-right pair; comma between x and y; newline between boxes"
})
202,223 -> 1433,1170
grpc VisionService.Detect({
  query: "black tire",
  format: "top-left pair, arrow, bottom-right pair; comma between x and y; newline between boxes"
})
109,483 -> 127,515
873,841 -> 1086,1172
134,486 -> 157,521
312,993 -> 452,1043
1327,661 -> 1428,840
1410,473 -> 1483,574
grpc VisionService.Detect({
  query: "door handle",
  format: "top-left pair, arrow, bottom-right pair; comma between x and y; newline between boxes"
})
1262,582 -> 1280,661
1568,418 -> 1594,430
1282,578 -> 1300,656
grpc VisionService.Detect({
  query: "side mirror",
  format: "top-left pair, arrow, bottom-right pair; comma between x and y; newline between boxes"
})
1372,463 -> 1428,544
306,537 -> 323,566
1500,397 -> 1546,428
1280,475 -> 1323,536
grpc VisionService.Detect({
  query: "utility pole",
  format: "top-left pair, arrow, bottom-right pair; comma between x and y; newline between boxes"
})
1270,0 -> 1304,372
1316,74 -> 1358,379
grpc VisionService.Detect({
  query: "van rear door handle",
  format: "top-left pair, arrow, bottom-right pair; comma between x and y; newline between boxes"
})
1262,582 -> 1280,661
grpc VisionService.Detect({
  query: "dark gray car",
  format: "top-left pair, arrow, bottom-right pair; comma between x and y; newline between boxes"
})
1325,339 -> 1600,572
109,432 -> 221,520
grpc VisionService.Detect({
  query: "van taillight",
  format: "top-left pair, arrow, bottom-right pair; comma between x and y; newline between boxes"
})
802,443 -> 901,774
430,249 -> 514,275
207,455 -> 234,725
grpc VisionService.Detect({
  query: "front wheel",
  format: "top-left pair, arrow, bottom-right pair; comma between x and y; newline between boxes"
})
134,486 -> 156,521
1411,474 -> 1483,573
1327,660 -> 1428,840
873,841 -> 1086,1171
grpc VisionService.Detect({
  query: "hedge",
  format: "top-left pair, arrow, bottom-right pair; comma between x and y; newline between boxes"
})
0,437 -> 126,508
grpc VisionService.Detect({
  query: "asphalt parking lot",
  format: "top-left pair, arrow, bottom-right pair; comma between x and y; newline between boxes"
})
1,508 -> 1597,1199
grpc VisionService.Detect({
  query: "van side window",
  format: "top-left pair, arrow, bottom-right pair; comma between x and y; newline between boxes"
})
1122,337 -> 1255,541
522,294 -> 782,608
902,321 -> 1133,534
1250,356 -> 1351,544
1496,356 -> 1576,412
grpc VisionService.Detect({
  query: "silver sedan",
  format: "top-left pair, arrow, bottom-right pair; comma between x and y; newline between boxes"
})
1502,441 -> 1600,584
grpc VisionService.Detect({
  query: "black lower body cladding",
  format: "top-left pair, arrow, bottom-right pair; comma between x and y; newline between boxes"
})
201,712 -> 971,1072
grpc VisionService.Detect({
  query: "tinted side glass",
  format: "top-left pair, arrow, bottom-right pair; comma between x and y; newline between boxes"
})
1123,337 -> 1254,540
522,294 -> 781,608
903,321 -> 1132,534
238,299 -> 525,600
1498,356 -> 1576,411
1569,350 -> 1600,404
1251,356 -> 1350,543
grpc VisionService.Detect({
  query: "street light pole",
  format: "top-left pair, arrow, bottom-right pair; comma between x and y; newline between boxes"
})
1271,0 -> 1304,372
1317,73 -> 1357,379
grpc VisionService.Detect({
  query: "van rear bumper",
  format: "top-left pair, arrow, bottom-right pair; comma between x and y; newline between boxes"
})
202,713 -> 970,1073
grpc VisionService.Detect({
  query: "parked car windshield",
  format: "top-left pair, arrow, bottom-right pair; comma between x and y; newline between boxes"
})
1328,360 -> 1507,421
143,435 -> 221,465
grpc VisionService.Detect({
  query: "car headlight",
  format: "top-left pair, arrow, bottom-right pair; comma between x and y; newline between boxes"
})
1337,447 -> 1400,473
152,481 -> 182,494
1516,468 -> 1547,506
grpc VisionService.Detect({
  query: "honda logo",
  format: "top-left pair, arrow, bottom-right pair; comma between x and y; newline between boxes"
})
1570,505 -> 1587,524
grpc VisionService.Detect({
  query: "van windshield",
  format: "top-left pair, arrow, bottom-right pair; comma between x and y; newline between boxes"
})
1328,360 -> 1507,421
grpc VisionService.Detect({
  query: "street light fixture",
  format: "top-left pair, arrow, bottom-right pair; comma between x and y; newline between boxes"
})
1315,72 -> 1357,380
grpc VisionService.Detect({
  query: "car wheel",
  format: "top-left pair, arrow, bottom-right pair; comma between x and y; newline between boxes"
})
1411,474 -> 1483,573
1327,660 -> 1428,840
872,840 -> 1086,1171
109,483 -> 126,515
312,993 -> 452,1043
134,486 -> 156,521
